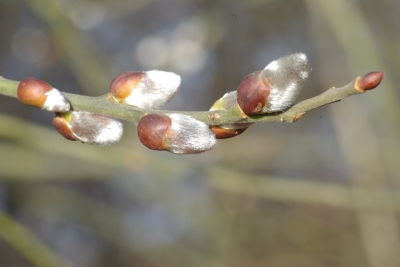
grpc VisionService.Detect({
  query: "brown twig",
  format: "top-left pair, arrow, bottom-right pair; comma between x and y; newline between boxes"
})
0,71 -> 383,127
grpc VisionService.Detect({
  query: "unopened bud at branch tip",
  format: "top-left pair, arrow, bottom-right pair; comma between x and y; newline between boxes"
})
356,71 -> 384,92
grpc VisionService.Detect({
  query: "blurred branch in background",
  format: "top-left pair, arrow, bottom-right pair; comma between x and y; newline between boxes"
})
25,0 -> 121,95
307,1 -> 400,266
2,112 -> 400,264
17,184 -> 231,267
310,0 -> 400,182
208,168 -> 400,213
0,209 -> 76,267
24,0 -> 165,95
1,114 -> 400,213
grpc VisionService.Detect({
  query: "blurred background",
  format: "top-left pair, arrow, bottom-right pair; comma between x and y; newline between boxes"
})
0,0 -> 400,266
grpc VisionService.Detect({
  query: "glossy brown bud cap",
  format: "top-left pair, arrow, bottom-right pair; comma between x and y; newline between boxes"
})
137,114 -> 172,151
110,71 -> 145,100
210,125 -> 249,139
356,71 -> 384,92
17,77 -> 52,108
52,115 -> 76,141
237,53 -> 310,115
236,71 -> 270,115
17,77 -> 70,112
110,70 -> 181,108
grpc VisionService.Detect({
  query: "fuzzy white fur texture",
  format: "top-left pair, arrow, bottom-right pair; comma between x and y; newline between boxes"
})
42,88 -> 71,112
123,70 -> 181,109
262,53 -> 311,112
69,112 -> 123,146
167,114 -> 216,154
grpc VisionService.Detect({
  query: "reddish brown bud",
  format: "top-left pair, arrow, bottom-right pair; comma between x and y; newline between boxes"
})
110,70 -> 181,108
110,71 -> 145,100
356,71 -> 384,92
137,114 -> 171,151
17,77 -> 70,112
237,53 -> 310,115
138,114 -> 217,154
210,125 -> 248,139
210,91 -> 252,138
237,71 -> 270,115
17,77 -> 51,108
52,116 -> 76,141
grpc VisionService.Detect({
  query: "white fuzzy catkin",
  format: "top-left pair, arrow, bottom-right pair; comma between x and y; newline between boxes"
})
68,111 -> 123,146
167,114 -> 216,154
210,91 -> 237,111
261,53 -> 311,112
123,70 -> 181,109
42,88 -> 71,112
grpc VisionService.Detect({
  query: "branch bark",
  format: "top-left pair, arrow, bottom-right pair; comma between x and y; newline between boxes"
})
0,74 -> 378,127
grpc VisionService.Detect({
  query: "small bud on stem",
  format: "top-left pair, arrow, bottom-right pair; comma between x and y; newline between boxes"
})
237,53 -> 311,115
17,77 -> 70,112
110,70 -> 181,109
53,111 -> 123,146
236,71 -> 269,115
138,114 -> 217,154
210,125 -> 249,139
52,115 -> 76,141
110,71 -> 145,100
137,114 -> 171,151
355,71 -> 384,92
210,91 -> 252,138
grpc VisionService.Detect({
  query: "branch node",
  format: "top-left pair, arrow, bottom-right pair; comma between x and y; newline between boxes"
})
237,105 -> 248,119
292,112 -> 306,122
208,112 -> 220,121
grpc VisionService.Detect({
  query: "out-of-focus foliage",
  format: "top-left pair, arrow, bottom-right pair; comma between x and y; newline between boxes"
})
0,0 -> 400,266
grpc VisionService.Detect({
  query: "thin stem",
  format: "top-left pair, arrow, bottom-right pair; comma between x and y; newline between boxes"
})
0,75 -> 370,126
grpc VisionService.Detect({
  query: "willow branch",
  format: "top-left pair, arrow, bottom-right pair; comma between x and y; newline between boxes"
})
0,72 -> 381,126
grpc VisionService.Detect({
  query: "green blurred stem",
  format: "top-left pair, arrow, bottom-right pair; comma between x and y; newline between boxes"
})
0,75 -> 369,126
0,209 -> 76,267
